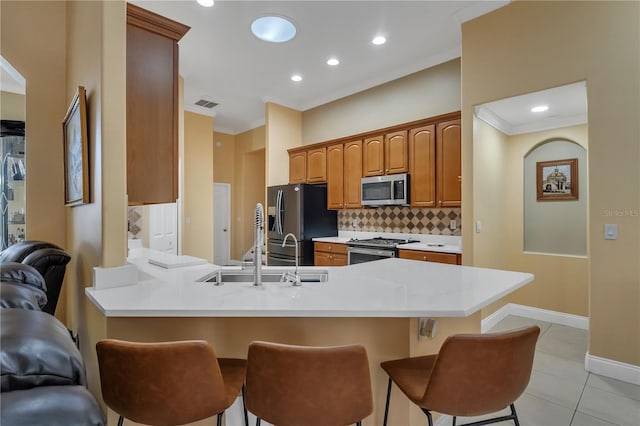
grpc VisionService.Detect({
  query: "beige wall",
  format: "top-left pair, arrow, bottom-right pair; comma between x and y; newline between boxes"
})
241,149 -> 265,255
183,111 -> 214,262
2,0 -> 68,324
211,127 -> 266,261
233,126 -> 265,259
463,1 -> 639,365
472,118 -> 509,271
1,0 -> 67,252
213,131 -> 235,183
65,0 -> 127,404
478,123 -> 590,318
301,58 -> 461,145
266,102 -> 301,186
1,91 -> 26,120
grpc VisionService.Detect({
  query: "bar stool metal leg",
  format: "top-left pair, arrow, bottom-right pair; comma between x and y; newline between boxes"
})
117,415 -> 124,426
242,384 -> 249,426
383,377 -> 392,426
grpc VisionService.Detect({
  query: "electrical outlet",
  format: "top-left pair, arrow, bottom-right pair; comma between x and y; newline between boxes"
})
418,318 -> 438,340
450,219 -> 457,230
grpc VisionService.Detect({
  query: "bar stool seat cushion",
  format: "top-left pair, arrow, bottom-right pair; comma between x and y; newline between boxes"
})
380,354 -> 438,404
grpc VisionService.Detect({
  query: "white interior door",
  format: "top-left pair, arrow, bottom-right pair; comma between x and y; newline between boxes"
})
213,183 -> 231,265
149,203 -> 177,254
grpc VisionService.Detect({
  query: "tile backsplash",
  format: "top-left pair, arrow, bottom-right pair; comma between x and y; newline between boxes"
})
338,207 -> 461,236
127,206 -> 144,240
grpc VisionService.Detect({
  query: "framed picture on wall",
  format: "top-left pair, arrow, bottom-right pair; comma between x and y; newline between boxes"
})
62,86 -> 90,206
536,158 -> 578,201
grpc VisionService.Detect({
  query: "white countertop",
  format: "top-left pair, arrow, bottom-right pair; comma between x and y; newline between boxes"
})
86,249 -> 532,318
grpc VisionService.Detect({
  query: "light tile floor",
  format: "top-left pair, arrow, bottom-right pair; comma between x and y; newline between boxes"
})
450,315 -> 640,426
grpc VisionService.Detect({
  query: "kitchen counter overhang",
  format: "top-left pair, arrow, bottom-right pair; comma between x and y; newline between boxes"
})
85,255 -> 533,318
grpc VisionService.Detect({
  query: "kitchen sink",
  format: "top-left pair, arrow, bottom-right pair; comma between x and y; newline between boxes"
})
197,267 -> 329,285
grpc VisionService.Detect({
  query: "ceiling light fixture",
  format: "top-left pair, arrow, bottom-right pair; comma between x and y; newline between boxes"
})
327,58 -> 340,66
251,16 -> 297,43
197,0 -> 214,7
372,36 -> 387,45
291,74 -> 302,82
531,105 -> 549,113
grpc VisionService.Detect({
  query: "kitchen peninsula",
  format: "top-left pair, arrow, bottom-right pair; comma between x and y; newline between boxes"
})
86,248 -> 533,426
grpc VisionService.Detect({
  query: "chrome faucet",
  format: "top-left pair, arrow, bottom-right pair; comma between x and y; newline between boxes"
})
280,233 -> 301,286
253,203 -> 264,286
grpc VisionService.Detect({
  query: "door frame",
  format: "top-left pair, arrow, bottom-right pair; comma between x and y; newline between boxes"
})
213,182 -> 231,265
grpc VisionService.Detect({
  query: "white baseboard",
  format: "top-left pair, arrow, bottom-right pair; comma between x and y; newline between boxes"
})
481,303 -> 588,332
482,303 -> 640,386
585,352 -> 640,386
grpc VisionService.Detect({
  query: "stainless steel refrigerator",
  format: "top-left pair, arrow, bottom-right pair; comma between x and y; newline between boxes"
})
267,184 -> 337,266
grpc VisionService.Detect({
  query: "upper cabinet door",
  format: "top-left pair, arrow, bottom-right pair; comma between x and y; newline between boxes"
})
436,119 -> 462,207
289,151 -> 307,184
344,140 -> 363,208
326,144 -> 344,209
126,4 -> 189,205
409,125 -> 436,207
363,135 -> 384,176
306,147 -> 327,183
385,130 -> 408,174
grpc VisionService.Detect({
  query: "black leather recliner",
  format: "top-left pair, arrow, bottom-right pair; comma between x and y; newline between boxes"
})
0,240 -> 71,315
0,262 -> 105,425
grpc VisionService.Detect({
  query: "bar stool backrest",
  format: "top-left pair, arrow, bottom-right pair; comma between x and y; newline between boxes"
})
246,341 -> 373,426
422,325 -> 540,417
96,339 -> 228,426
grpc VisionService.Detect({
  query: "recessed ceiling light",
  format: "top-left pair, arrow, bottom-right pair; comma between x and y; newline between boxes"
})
372,36 -> 387,45
197,0 -> 214,7
251,16 -> 297,43
291,74 -> 302,82
531,105 -> 549,113
327,58 -> 340,66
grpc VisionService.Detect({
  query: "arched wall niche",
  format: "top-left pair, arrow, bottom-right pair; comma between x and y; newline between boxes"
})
523,138 -> 587,255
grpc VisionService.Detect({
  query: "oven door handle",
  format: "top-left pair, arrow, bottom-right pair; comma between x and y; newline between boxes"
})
347,246 -> 396,257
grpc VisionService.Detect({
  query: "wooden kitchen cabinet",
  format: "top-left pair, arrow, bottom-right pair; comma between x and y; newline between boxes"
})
326,144 -> 344,209
343,140 -> 363,208
385,130 -> 408,174
409,125 -> 436,207
363,135 -> 384,176
306,147 -> 327,183
363,132 -> 408,177
327,140 -> 363,210
436,119 -> 462,207
398,249 -> 461,265
289,151 -> 307,184
314,242 -> 348,266
126,4 -> 189,204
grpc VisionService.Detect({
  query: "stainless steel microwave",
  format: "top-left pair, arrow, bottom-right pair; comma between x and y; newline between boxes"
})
361,173 -> 409,206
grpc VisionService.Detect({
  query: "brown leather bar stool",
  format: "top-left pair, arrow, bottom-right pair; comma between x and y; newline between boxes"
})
96,339 -> 248,426
245,341 -> 374,426
381,326 -> 540,426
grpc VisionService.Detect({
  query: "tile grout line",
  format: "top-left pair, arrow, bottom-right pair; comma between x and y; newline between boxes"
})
569,371 -> 591,425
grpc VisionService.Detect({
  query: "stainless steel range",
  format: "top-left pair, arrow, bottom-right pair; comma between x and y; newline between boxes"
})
347,237 -> 418,265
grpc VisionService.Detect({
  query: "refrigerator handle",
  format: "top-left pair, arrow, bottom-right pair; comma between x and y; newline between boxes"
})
276,189 -> 283,235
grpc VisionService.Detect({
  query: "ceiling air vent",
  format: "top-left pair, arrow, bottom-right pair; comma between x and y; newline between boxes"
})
195,99 -> 218,109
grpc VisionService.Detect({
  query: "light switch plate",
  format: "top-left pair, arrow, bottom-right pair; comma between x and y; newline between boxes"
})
604,224 -> 617,240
